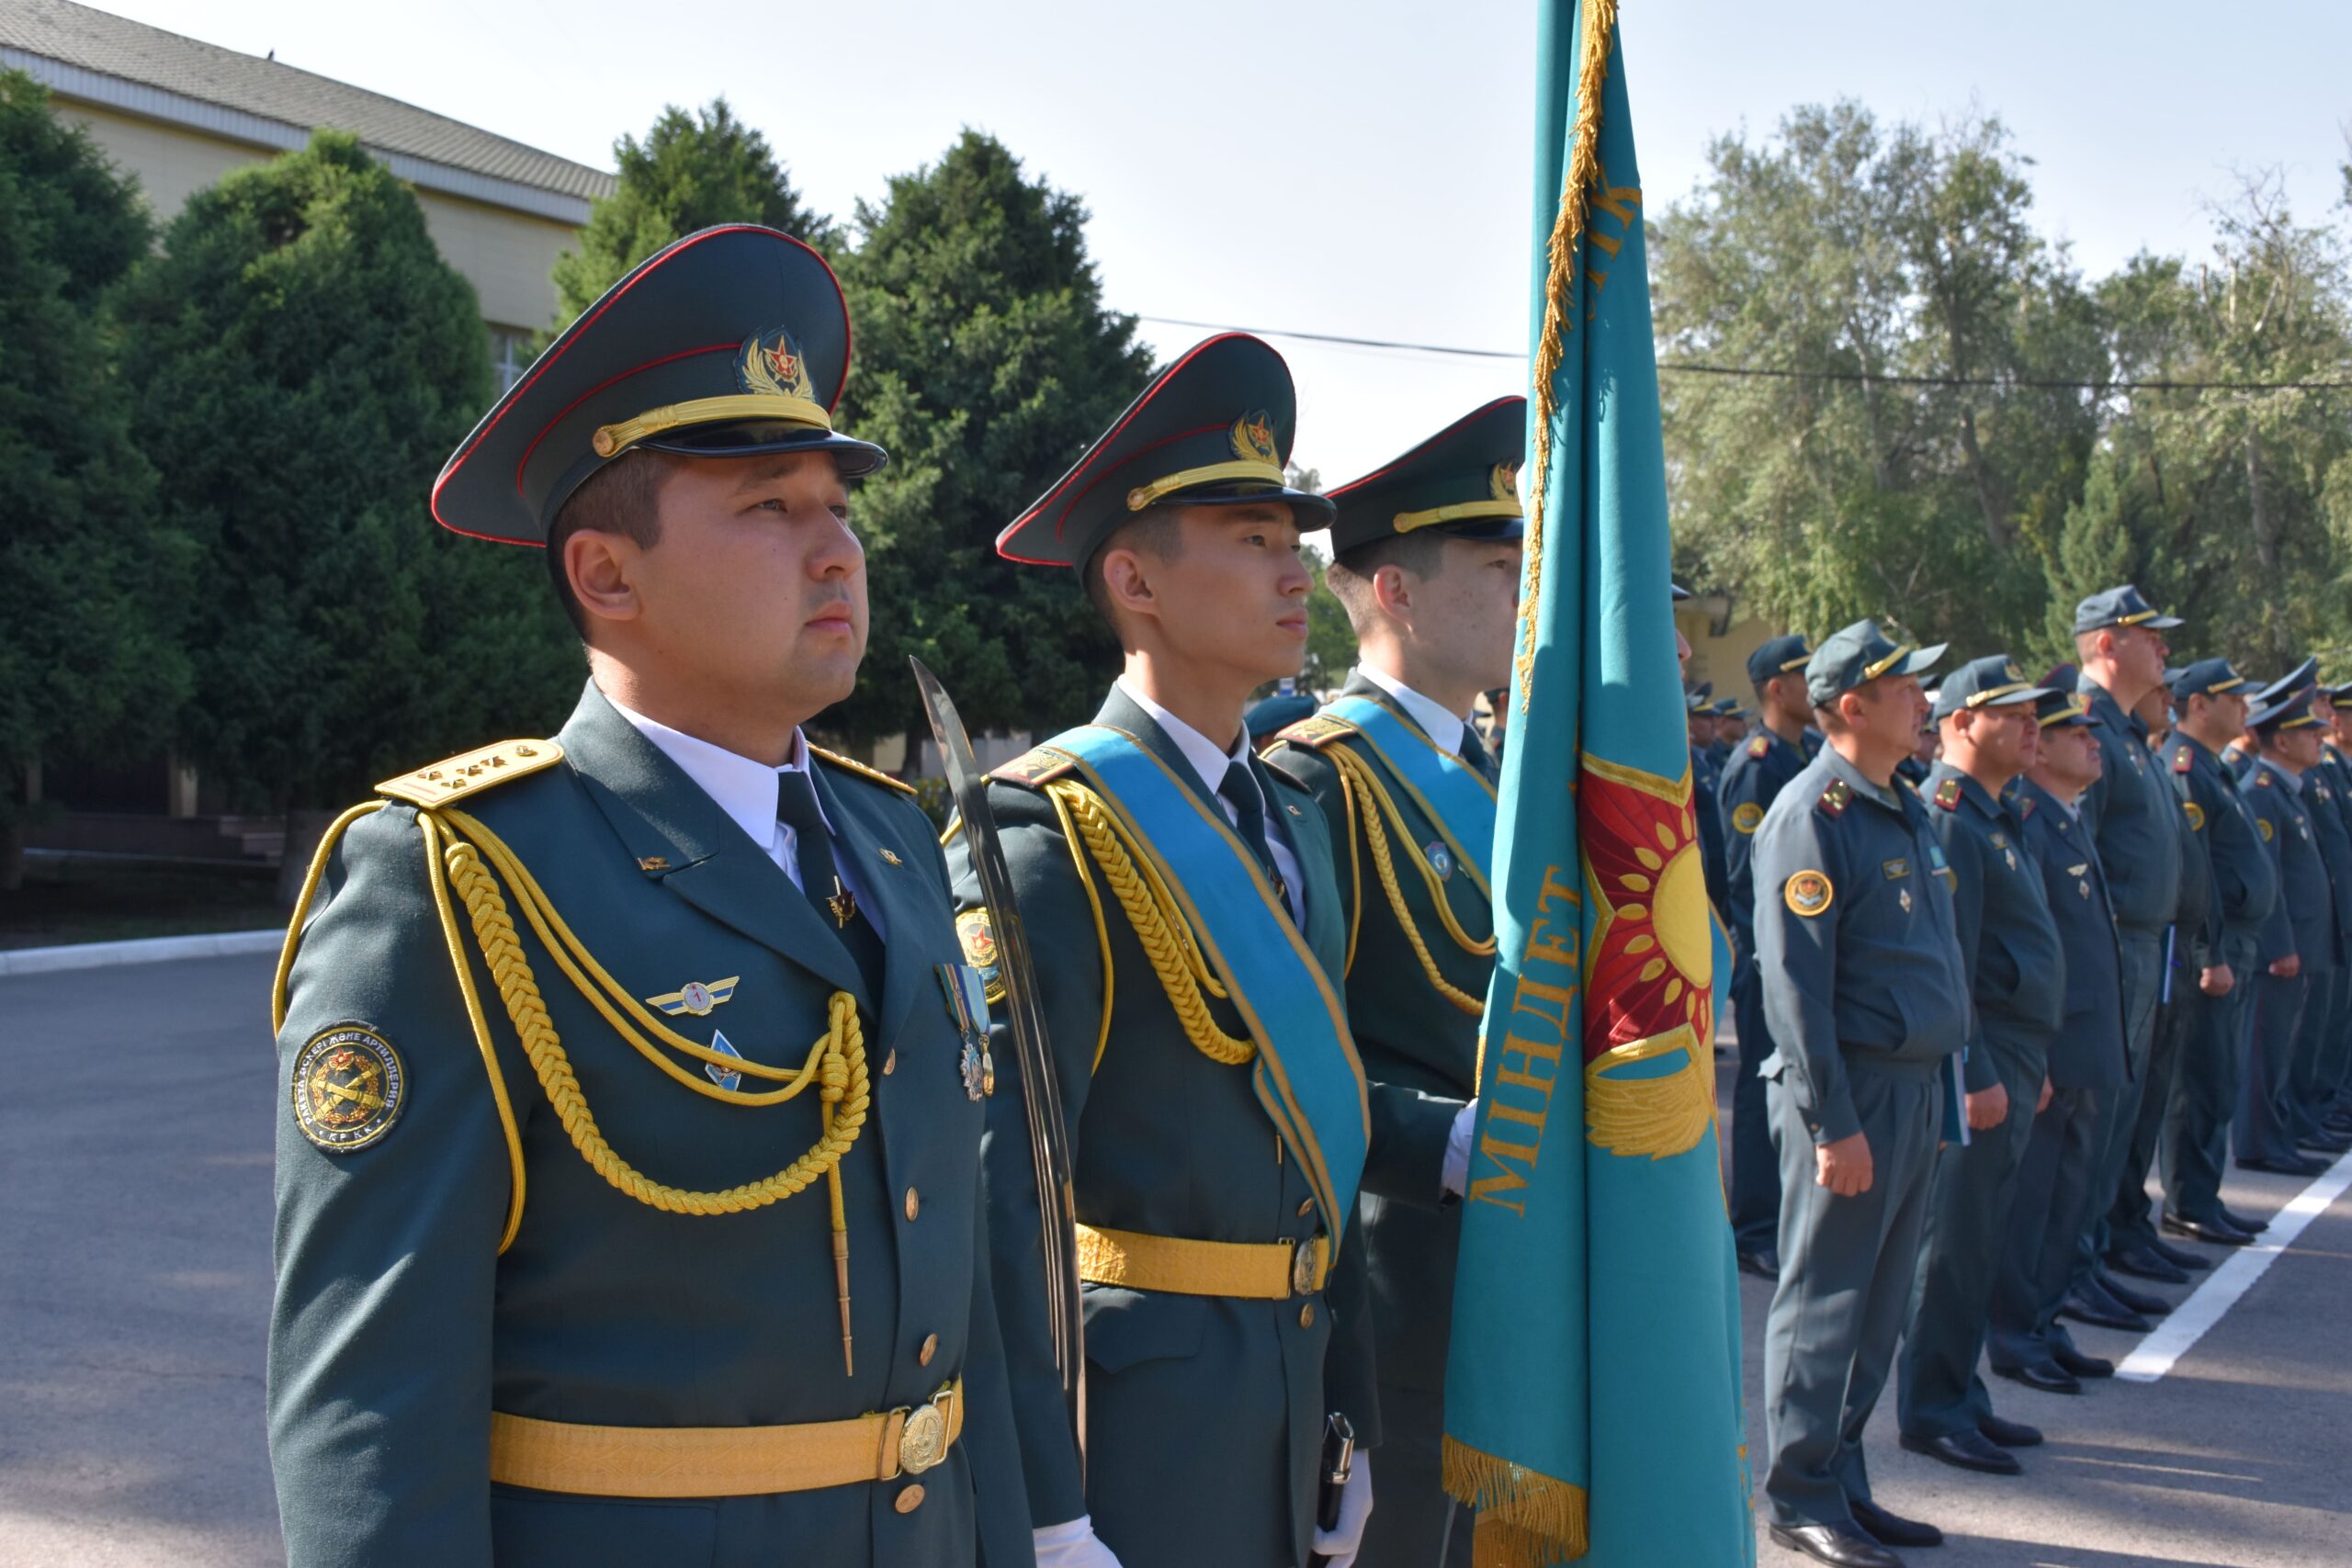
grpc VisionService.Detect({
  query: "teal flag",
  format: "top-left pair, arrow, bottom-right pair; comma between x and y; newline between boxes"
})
1441,4 -> 1755,1562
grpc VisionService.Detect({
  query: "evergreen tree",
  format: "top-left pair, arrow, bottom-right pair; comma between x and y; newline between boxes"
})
0,70 -> 189,886
115,130 -> 578,817
551,99 -> 834,322
829,130 -> 1153,742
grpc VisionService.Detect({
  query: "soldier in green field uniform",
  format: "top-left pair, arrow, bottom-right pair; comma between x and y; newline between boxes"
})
949,334 -> 1383,1568
267,227 -> 1032,1567
1263,399 -> 1521,1568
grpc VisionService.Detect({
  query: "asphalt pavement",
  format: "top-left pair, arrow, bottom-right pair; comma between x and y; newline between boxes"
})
1,953 -> 2346,1565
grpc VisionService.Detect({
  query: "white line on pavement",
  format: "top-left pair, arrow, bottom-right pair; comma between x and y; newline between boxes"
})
2116,1148 -> 2352,1382
0,929 -> 283,977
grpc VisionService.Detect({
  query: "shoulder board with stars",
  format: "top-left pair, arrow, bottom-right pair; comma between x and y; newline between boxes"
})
1816,778 -> 1851,818
808,744 -> 915,796
2173,745 -> 2194,774
990,745 -> 1080,790
1747,733 -> 1771,759
1275,715 -> 1357,750
1933,776 -> 1963,811
377,739 -> 563,807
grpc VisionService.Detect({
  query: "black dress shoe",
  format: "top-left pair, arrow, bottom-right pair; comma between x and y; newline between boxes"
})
1901,1427 -> 2022,1475
2296,1131 -> 2352,1155
2051,1344 -> 2114,1379
2061,1285 -> 2153,1333
2106,1243 -> 2190,1284
2098,1275 -> 2171,1316
1977,1410 -> 2043,1447
2164,1211 -> 2255,1246
1738,1247 -> 1782,1280
2238,1155 -> 2326,1177
1768,1522 -> 1903,1567
1992,1359 -> 2083,1394
1850,1497 -> 1943,1548
2221,1206 -> 2269,1234
2146,1235 -> 2211,1271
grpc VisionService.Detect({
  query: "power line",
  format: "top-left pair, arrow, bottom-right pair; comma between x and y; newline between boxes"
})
1134,314 -> 2352,393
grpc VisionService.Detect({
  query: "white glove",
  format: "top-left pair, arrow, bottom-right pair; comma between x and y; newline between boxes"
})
1441,1100 -> 1478,1199
1311,1451 -> 1374,1565
1034,1515 -> 1125,1568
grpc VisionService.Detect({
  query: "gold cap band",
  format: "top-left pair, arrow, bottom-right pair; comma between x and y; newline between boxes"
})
592,392 -> 832,457
1125,457 -> 1287,513
1861,643 -> 1916,682
1393,498 -> 1525,534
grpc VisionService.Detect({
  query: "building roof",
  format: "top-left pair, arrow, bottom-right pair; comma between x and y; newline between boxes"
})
1,0 -> 615,220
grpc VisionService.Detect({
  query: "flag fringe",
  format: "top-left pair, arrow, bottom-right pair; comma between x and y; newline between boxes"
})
1515,0 -> 1620,711
1442,1434 -> 1590,1567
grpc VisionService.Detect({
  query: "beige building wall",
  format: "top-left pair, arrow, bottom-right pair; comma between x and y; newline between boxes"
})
1677,598 -> 1778,703
56,101 -> 571,333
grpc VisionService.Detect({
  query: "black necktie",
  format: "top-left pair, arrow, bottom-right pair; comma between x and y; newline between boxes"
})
1219,760 -> 1291,917
1460,727 -> 1496,784
776,770 -> 886,1002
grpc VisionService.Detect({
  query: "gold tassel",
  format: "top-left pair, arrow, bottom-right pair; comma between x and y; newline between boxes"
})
1443,1435 -> 1590,1566
1584,1024 -> 1715,1160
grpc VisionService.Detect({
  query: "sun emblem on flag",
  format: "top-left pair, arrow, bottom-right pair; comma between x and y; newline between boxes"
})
1577,752 -> 1718,1160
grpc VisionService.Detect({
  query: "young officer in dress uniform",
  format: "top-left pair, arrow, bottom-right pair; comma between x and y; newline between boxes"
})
1894,657 -> 2056,1476
948,334 -> 1380,1568
1262,399 -> 1520,1568
1719,633 -> 1818,1280
1988,690 -> 2130,1393
1753,622 -> 1969,1568
2236,690 -> 2344,1177
2063,588 -> 2186,1331
2159,660 -> 2279,1246
267,227 -> 1032,1567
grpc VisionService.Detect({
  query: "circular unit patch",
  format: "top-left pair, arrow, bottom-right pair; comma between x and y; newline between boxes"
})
2258,818 -> 2275,842
1784,869 -> 1835,918
1731,802 -> 1765,835
1425,840 -> 1456,880
2184,800 -> 2206,831
291,1023 -> 407,1153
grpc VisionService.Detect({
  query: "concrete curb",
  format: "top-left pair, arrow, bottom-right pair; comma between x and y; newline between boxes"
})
0,929 -> 284,976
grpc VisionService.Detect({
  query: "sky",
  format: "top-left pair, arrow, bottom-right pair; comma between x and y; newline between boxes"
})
89,0 -> 2352,486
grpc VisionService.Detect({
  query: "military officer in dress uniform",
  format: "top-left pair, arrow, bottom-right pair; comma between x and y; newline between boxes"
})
948,334 -> 1382,1568
2235,690 -> 2341,1177
2061,588 -> 2185,1333
1264,398 -> 1521,1568
1753,622 -> 1969,1568
1687,683 -> 1733,920
2273,673 -> 2352,1161
267,227 -> 1032,1567
1894,657 -> 2057,1476
2159,661 -> 2279,1246
1719,632 -> 1818,1280
2312,682 -> 2352,1134
1988,690 -> 2131,1393
1715,696 -> 1752,753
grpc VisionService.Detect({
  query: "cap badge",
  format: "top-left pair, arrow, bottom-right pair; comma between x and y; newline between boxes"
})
1231,411 -> 1279,467
1490,463 -> 1520,502
741,326 -> 813,401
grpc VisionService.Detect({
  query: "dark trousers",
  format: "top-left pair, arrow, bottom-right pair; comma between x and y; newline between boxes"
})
1897,1039 -> 2041,1438
2287,966 -> 2346,1142
2075,931 -> 2165,1285
2236,969 -> 2312,1166
1762,1062 -> 1942,1529
1989,1085 -> 2104,1371
1354,1382 -> 1471,1568
2162,937 -> 2256,1224
2110,974 -> 2190,1251
1728,953 -> 1782,1252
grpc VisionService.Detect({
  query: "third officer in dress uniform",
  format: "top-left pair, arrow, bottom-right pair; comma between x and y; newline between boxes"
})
1265,397 -> 1521,1568
1894,657 -> 2057,1475
1754,622 -> 1968,1568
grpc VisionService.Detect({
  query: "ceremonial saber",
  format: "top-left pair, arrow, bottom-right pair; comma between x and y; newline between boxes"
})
910,657 -> 1086,1462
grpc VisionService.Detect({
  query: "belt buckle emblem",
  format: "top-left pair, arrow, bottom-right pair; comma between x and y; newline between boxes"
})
898,1388 -> 953,1476
1291,1235 -> 1319,1296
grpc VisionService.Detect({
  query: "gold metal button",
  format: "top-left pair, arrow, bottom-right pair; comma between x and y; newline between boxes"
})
883,1049 -> 897,1076
1299,1303 -> 1317,1328
895,1483 -> 924,1514
904,1188 -> 921,1222
919,1334 -> 939,1368
1297,1197 -> 1313,1217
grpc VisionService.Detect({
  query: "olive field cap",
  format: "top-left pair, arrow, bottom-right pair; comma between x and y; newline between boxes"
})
2072,584 -> 2181,635
1931,654 -> 2051,722
434,224 -> 882,546
1805,620 -> 1947,707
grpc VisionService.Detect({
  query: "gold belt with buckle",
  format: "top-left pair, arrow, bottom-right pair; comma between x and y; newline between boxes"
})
1074,1224 -> 1330,1299
487,1380 -> 962,1498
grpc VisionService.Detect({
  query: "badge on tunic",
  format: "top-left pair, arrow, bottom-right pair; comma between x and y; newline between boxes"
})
1732,801 -> 1765,834
290,1022 -> 407,1153
646,976 -> 741,1018
2258,818 -> 2275,842
956,908 -> 1005,1005
705,1029 -> 744,1092
936,963 -> 994,1100
1425,840 -> 1455,880
1882,857 -> 1910,880
1785,870 -> 1834,917
2004,849 -> 2018,871
2185,801 -> 2206,831
1898,887 -> 1914,914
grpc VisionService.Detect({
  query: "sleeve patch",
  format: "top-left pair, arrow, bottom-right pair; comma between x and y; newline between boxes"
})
2258,817 -> 2275,841
290,1022 -> 407,1153
1784,870 -> 1835,917
2185,800 -> 2206,831
1731,801 -> 1765,834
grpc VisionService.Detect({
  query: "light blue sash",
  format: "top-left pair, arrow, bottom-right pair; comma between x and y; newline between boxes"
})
1046,725 -> 1369,1240
1322,694 -> 1498,896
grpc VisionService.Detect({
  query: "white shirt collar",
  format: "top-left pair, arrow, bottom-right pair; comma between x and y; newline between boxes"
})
606,694 -> 828,851
1116,677 -> 1250,795
1353,663 -> 1466,757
